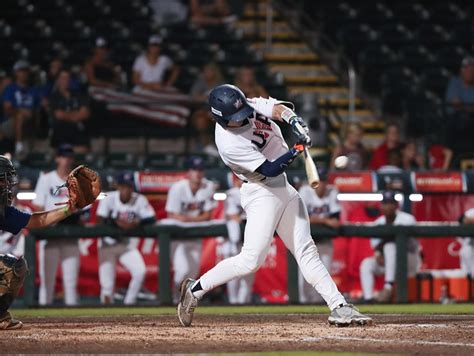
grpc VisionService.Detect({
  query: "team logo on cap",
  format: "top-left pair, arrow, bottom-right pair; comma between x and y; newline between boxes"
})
233,99 -> 243,109
211,107 -> 222,117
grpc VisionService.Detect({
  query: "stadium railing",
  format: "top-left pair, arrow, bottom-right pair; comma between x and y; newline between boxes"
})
24,223 -> 474,306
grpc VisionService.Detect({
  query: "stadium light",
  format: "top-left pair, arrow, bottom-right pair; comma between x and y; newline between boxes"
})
16,192 -> 37,200
213,192 -> 227,201
409,194 -> 423,202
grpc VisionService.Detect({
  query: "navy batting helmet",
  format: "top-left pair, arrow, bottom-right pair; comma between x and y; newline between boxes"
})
208,84 -> 254,128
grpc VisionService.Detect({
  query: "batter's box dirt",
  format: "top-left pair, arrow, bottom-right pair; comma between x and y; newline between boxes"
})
1,314 -> 473,354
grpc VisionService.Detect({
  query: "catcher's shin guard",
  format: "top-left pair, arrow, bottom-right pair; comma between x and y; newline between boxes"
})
0,254 -> 27,329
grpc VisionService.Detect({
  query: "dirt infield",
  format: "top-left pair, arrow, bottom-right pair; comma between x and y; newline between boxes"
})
2,314 -> 474,354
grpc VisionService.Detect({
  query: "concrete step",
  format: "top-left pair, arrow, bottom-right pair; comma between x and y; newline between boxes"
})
285,76 -> 339,85
264,52 -> 319,62
251,42 -> 313,55
236,20 -> 290,35
288,86 -> 348,98
317,97 -> 363,107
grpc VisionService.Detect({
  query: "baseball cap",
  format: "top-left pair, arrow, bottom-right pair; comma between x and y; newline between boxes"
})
95,37 -> 108,48
381,190 -> 398,204
56,144 -> 75,157
148,35 -> 163,45
462,56 -> 474,67
116,171 -> 135,187
185,156 -> 204,171
13,60 -> 30,72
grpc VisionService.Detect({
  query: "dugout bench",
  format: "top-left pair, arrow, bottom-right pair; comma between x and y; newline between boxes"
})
23,223 -> 474,306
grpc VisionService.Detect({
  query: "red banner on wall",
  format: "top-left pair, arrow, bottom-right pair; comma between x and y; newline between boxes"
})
328,172 -> 376,192
134,172 -> 186,193
411,172 -> 466,193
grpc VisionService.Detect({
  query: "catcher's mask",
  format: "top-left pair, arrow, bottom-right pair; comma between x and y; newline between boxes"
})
0,156 -> 18,217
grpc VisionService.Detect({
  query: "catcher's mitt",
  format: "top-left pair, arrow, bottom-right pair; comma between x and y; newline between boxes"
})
63,165 -> 101,209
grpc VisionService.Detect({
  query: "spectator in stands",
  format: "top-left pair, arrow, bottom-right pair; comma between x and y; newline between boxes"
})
400,140 -> 424,170
330,122 -> 369,170
190,62 -> 224,102
298,168 -> 340,303
84,37 -> 121,89
234,66 -> 267,98
190,0 -> 233,26
460,208 -> 474,277
190,108 -> 218,156
165,156 -> 216,302
2,60 -> 40,157
377,148 -> 403,174
428,144 -> 452,170
369,123 -> 402,170
33,144 -> 89,306
40,58 -> 64,108
132,35 -> 179,91
0,70 -> 11,94
49,69 -> 90,153
446,57 -> 474,114
359,191 -> 420,303
96,171 -> 156,305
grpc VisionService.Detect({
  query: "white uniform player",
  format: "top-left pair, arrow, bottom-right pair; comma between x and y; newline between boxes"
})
33,144 -> 84,306
177,84 -> 371,327
360,191 -> 420,302
460,209 -> 474,276
96,171 -> 156,305
224,177 -> 255,304
165,157 -> 216,300
298,169 -> 340,303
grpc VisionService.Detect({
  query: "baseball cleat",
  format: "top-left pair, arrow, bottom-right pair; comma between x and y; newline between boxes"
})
177,278 -> 199,327
0,312 -> 23,330
328,304 -> 373,327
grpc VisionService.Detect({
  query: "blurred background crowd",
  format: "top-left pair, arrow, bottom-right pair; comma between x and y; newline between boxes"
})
0,0 -> 473,306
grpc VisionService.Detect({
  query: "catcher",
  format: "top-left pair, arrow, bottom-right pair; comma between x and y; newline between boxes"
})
0,156 -> 100,329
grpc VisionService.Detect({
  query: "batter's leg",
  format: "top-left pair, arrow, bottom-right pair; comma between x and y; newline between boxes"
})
98,244 -> 119,304
276,195 -> 346,310
119,248 -> 146,305
39,240 -> 60,305
60,240 -> 80,306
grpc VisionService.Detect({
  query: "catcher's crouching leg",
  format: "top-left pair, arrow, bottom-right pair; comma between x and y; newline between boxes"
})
0,254 -> 28,330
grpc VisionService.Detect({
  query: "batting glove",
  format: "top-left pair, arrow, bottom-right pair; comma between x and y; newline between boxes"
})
289,117 -> 311,147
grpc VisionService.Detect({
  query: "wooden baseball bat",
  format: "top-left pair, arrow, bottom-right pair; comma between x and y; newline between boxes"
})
302,146 -> 320,189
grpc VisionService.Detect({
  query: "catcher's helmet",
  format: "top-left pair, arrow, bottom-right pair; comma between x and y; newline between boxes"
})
208,84 -> 254,128
0,156 -> 17,207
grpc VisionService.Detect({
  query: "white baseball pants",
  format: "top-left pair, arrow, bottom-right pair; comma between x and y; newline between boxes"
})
360,242 -> 420,300
99,243 -> 146,305
298,239 -> 333,303
39,239 -> 80,306
200,176 -> 346,310
171,239 -> 202,301
460,237 -> 474,276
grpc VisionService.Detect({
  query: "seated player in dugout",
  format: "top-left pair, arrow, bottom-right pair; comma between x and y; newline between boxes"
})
177,84 -> 372,327
0,156 -> 89,330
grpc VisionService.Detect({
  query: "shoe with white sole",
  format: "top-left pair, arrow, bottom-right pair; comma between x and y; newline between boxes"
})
328,304 -> 373,327
177,278 -> 199,327
0,312 -> 23,330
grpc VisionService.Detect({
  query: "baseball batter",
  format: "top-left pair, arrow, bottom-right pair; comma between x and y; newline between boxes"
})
165,156 -> 216,301
298,168 -> 340,303
96,171 -> 156,304
177,84 -> 372,327
360,191 -> 420,302
0,155 -> 93,329
33,144 -> 88,306
224,177 -> 255,304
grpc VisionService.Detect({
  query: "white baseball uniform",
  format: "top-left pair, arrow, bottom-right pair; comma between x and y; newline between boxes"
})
96,190 -> 156,304
34,170 -> 82,306
460,209 -> 474,276
360,210 -> 420,300
197,97 -> 347,310
298,184 -> 340,303
224,185 -> 255,304
165,178 -> 216,298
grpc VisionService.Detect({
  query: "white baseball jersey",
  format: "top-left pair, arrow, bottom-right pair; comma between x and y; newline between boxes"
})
33,171 -> 69,209
215,97 -> 289,182
371,210 -> 418,250
299,185 -> 340,218
165,178 -> 216,217
225,186 -> 245,219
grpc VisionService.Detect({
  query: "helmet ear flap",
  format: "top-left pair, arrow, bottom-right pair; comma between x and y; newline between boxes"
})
209,84 -> 251,128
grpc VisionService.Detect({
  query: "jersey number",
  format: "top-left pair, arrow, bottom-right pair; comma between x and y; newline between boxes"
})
251,116 -> 271,149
